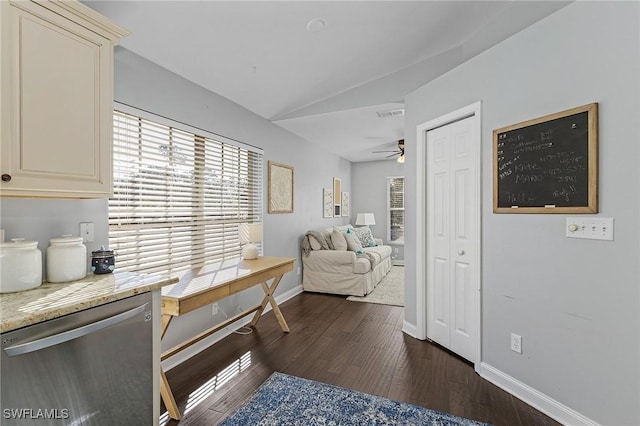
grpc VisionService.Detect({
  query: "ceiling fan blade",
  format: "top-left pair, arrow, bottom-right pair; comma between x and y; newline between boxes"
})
385,153 -> 399,158
372,150 -> 399,154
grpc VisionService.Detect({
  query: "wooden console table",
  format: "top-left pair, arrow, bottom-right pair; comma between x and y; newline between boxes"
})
159,256 -> 295,420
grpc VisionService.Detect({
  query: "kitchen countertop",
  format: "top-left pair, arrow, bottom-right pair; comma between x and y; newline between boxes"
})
0,272 -> 178,333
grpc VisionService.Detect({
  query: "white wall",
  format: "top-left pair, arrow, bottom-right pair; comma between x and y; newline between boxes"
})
403,2 -> 639,425
351,159 -> 405,262
0,199 -> 109,276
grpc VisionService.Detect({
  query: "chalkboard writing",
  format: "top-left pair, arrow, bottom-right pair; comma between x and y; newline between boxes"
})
493,103 -> 598,213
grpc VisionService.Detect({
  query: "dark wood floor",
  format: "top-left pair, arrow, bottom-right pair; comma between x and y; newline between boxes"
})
161,292 -> 561,426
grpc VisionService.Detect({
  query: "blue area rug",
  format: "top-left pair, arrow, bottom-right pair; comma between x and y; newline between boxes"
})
220,372 -> 489,425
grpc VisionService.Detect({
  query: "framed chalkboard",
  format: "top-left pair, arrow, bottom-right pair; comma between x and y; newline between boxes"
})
493,103 -> 598,214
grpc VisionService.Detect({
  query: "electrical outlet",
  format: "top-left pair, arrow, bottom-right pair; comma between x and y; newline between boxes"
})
211,303 -> 219,316
510,333 -> 522,354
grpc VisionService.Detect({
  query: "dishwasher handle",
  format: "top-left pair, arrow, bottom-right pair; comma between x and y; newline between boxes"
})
4,302 -> 149,357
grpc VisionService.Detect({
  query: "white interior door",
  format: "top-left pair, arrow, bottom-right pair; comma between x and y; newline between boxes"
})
426,115 -> 478,363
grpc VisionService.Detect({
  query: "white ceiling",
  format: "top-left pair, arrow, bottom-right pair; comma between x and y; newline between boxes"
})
86,1 -> 570,162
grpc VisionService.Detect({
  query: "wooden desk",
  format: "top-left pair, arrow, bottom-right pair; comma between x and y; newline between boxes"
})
159,256 -> 295,420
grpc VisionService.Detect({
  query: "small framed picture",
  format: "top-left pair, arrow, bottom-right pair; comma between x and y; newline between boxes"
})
268,161 -> 294,214
323,188 -> 333,218
341,192 -> 350,217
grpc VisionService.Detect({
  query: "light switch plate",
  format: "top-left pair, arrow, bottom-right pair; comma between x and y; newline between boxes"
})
566,217 -> 614,241
80,222 -> 95,243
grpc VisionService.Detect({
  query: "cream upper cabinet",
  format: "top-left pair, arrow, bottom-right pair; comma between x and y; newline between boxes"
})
0,0 -> 127,198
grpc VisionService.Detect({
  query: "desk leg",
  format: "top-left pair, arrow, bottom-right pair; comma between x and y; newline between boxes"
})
250,275 -> 290,332
160,314 -> 181,420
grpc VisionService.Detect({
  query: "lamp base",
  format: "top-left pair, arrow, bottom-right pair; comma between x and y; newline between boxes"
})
241,243 -> 259,260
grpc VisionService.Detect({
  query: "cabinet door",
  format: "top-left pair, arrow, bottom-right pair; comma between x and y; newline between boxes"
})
1,1 -> 113,197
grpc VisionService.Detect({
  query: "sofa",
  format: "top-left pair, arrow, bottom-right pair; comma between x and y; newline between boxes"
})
301,224 -> 393,297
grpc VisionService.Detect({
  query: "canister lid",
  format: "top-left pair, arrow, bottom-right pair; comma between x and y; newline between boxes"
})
92,245 -> 114,256
0,238 -> 38,250
49,234 -> 84,245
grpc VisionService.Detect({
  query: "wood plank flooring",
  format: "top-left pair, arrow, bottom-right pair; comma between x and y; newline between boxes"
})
161,292 -> 561,426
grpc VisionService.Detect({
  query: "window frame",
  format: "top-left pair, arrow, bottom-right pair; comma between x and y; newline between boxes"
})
386,175 -> 405,246
109,103 -> 264,276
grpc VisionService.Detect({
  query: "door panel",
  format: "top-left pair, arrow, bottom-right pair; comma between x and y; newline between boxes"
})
434,172 -> 448,239
427,115 -> 478,363
432,257 -> 449,344
455,170 -> 469,240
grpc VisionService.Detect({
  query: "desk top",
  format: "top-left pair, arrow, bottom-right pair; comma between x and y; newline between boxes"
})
161,256 -> 295,316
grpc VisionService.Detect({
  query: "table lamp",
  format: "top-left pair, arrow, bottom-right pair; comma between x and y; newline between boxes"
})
239,223 -> 263,260
355,213 -> 376,227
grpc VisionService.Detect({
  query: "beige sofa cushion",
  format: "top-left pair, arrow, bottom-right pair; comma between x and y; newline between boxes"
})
308,235 -> 323,250
353,257 -> 372,274
331,228 -> 348,250
363,245 -> 393,267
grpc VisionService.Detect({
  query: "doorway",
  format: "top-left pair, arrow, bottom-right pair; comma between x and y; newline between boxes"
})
415,102 -> 481,369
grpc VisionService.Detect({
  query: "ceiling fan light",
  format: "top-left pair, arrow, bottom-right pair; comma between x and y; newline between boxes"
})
397,154 -> 405,164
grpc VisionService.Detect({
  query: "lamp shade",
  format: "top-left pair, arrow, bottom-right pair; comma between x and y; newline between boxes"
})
355,213 -> 375,226
239,223 -> 263,243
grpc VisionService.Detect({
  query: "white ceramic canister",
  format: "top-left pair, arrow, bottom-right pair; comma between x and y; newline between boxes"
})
46,235 -> 87,283
0,238 -> 43,293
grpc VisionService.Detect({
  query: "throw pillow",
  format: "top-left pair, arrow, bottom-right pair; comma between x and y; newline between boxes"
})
331,228 -> 348,251
309,235 -> 322,250
333,224 -> 353,233
344,228 -> 364,254
353,226 -> 376,247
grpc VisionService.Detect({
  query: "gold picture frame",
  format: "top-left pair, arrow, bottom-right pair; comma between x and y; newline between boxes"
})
268,161 -> 294,214
333,177 -> 341,216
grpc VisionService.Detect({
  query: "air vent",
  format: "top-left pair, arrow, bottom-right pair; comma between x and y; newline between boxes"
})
376,108 -> 405,118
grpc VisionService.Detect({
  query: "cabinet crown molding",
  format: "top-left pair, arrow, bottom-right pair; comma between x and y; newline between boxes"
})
16,0 -> 129,42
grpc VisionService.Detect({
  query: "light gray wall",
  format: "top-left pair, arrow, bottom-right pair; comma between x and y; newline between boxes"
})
0,199 -> 109,277
351,159 -> 405,262
1,47 -> 352,365
403,2 -> 639,425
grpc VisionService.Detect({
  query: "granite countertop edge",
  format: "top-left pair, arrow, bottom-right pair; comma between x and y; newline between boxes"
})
0,272 -> 178,333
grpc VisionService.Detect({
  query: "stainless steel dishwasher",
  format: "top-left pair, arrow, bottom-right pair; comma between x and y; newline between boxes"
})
1,292 -> 153,425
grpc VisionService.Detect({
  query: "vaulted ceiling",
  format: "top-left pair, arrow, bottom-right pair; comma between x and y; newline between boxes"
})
87,1 -> 570,162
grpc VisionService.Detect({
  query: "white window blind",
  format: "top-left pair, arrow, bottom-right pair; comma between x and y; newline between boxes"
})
387,176 -> 405,244
110,109 -> 263,275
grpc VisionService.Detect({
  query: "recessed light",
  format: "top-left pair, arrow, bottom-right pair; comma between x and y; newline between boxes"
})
306,18 -> 326,32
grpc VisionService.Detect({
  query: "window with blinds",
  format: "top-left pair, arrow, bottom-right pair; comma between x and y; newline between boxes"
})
110,109 -> 263,275
387,176 -> 405,244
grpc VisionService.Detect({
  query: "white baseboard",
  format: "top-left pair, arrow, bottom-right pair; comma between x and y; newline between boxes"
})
162,284 -> 304,371
480,363 -> 600,426
401,320 -> 419,339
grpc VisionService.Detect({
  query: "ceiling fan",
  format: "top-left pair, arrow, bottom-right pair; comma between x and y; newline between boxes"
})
372,139 -> 405,163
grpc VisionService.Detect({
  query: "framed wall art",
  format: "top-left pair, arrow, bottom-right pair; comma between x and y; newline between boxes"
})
333,177 -> 341,216
323,188 -> 333,218
341,192 -> 350,217
268,161 -> 294,214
